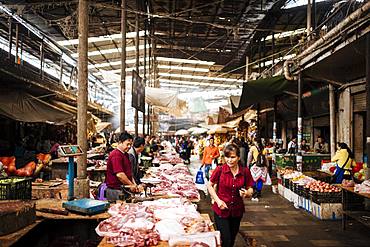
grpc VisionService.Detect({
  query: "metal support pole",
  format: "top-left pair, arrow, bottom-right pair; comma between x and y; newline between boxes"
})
59,54 -> 64,85
272,32 -> 275,73
329,84 -> 336,157
76,0 -> 89,198
15,23 -> 19,64
8,18 -> 12,60
135,12 -> 139,137
40,39 -> 44,78
297,73 -> 303,172
312,0 -> 317,31
258,39 -> 261,74
245,56 -> 249,81
307,0 -> 312,41
366,34 -> 370,180
256,103 -> 260,138
120,0 -> 127,133
273,97 -> 277,143
262,36 -> 266,68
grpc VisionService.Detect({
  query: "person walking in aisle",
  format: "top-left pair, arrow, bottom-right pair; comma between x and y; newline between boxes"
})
208,143 -> 254,247
202,137 -> 220,180
247,138 -> 269,200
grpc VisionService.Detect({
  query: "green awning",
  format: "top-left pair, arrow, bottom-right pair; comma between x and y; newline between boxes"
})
232,76 -> 294,113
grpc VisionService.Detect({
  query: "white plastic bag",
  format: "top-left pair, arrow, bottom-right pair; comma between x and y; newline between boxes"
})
211,159 -> 217,170
265,173 -> 272,185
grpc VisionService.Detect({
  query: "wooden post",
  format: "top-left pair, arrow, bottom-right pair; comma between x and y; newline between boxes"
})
135,12 -> 139,137
76,0 -> 89,198
8,18 -> 12,60
15,23 -> 19,64
366,34 -> 370,179
120,0 -> 127,133
143,16 -> 147,136
147,19 -> 151,135
307,0 -> 312,41
329,84 -> 336,157
297,73 -> 303,172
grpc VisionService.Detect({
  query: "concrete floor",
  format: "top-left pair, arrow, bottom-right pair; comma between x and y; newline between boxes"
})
190,157 -> 370,247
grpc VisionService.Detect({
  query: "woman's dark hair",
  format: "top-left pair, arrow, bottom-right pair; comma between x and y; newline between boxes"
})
337,142 -> 354,159
254,138 -> 264,152
223,143 -> 240,157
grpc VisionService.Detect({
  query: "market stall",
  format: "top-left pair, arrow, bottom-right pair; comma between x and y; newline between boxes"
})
340,180 -> 370,230
96,198 -> 219,247
275,153 -> 331,172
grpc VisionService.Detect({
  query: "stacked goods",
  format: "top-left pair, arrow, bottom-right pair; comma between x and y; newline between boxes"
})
0,177 -> 32,200
146,164 -> 200,201
305,181 -> 341,193
96,198 -> 219,247
0,200 -> 36,236
305,181 -> 341,203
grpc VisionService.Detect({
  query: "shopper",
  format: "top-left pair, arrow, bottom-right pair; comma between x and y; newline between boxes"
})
207,143 -> 254,247
247,138 -> 269,200
105,132 -> 138,202
201,137 -> 220,180
331,142 -> 356,183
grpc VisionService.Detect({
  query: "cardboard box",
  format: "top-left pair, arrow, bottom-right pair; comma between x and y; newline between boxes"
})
278,183 -> 285,197
310,202 -> 342,220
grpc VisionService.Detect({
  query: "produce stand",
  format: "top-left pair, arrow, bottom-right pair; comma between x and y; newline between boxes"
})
97,214 -> 216,247
277,169 -> 342,220
340,186 -> 370,230
0,220 -> 43,247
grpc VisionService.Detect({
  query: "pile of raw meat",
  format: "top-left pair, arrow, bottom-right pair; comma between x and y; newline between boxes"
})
147,164 -> 200,201
96,198 -> 220,247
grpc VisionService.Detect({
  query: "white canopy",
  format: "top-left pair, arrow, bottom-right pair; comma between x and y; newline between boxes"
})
145,87 -> 187,117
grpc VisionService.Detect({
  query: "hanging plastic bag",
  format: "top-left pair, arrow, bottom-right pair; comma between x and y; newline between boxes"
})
265,173 -> 272,186
195,168 -> 205,184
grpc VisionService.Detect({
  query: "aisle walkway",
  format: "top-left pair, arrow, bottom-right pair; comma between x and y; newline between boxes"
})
189,157 -> 370,247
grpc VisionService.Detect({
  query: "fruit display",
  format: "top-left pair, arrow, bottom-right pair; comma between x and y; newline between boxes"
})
277,166 -> 294,176
353,162 -> 367,182
305,181 -> 341,193
283,171 -> 302,179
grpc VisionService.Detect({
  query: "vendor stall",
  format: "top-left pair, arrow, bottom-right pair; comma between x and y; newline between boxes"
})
275,153 -> 331,172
